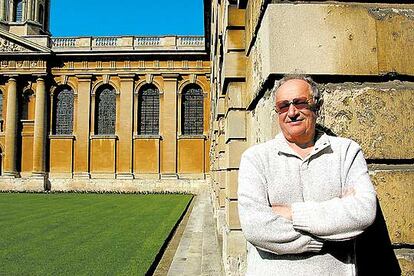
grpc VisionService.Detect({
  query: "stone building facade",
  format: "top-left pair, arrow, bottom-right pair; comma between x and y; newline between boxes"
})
1,0 -> 414,275
207,0 -> 414,275
0,0 -> 211,192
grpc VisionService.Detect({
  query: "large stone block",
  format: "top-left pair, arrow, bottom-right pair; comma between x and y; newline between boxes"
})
216,97 -> 226,118
49,137 -> 74,175
227,5 -> 245,28
222,51 -> 246,83
223,229 -> 247,275
218,170 -> 226,189
247,89 -> 280,145
226,199 -> 241,230
226,82 -> 246,109
225,110 -> 246,142
371,169 -> 414,244
225,140 -> 249,169
217,133 -> 226,153
226,169 -> 239,199
245,0 -> 266,50
217,151 -> 227,170
248,3 -> 414,99
396,249 -> 414,276
219,188 -> 226,208
225,29 -> 245,51
178,138 -> 205,174
320,81 -> 414,159
134,138 -> 159,174
375,7 -> 414,76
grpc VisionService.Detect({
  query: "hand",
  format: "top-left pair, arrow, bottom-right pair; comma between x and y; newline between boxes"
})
341,187 -> 356,198
272,204 -> 292,220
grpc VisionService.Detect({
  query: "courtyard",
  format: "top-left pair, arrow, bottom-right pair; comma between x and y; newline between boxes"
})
0,193 -> 192,275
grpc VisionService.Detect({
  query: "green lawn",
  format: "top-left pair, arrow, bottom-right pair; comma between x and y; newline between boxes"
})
0,193 -> 192,275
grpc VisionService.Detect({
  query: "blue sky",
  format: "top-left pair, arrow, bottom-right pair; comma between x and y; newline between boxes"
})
50,0 -> 204,37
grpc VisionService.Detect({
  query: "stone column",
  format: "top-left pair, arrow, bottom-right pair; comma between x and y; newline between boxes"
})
0,0 -> 5,21
32,76 -> 47,177
3,77 -> 19,177
117,74 -> 135,179
73,75 -> 92,178
9,0 -> 14,22
26,0 -> 32,21
160,74 -> 178,178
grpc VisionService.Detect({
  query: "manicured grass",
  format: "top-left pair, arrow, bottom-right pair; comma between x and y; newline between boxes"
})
0,193 -> 192,275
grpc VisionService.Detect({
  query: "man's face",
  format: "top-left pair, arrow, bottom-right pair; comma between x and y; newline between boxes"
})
275,79 -> 317,144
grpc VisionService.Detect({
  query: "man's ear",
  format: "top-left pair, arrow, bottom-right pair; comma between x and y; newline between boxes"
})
316,98 -> 324,110
312,98 -> 323,116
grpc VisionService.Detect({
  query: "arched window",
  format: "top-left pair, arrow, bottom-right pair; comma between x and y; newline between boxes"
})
95,85 -> 116,135
181,84 -> 204,135
14,0 -> 23,22
53,86 -> 74,135
138,84 -> 159,135
20,89 -> 33,120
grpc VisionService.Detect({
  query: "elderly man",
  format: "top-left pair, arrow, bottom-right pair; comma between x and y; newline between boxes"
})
238,75 -> 377,275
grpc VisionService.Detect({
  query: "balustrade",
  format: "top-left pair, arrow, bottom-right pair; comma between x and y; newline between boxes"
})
51,36 -> 204,50
52,37 -> 76,48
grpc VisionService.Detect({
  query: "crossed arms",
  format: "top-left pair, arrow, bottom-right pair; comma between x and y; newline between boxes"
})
237,144 -> 377,255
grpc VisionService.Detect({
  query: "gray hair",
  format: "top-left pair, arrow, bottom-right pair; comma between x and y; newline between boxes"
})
273,74 -> 322,110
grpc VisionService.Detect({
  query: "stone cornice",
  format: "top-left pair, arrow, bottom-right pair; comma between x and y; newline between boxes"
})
0,28 -> 52,54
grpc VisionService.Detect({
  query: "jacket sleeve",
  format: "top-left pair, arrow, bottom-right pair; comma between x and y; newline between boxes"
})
291,142 -> 377,241
238,151 -> 323,255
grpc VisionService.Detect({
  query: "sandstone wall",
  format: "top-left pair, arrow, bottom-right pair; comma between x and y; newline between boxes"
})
209,1 -> 414,275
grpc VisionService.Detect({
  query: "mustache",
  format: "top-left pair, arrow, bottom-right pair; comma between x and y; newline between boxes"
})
287,116 -> 304,122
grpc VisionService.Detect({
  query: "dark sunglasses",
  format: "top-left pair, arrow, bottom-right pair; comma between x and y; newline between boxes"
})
275,97 -> 312,114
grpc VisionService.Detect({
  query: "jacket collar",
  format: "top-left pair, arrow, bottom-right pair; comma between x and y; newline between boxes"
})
274,129 -> 331,160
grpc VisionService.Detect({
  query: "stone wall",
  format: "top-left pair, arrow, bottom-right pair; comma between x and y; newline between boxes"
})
209,1 -> 414,275
0,177 -> 209,195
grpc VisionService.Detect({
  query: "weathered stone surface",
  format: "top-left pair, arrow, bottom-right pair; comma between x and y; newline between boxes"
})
320,81 -> 414,159
0,177 -> 45,192
225,110 -> 246,142
226,82 -> 246,109
223,229 -> 247,276
396,249 -> 414,276
225,140 -> 249,169
226,199 -> 241,230
245,0 -> 266,50
247,89 -> 280,145
217,151 -> 227,170
371,170 -> 414,244
216,97 -> 226,117
226,169 -> 239,199
223,51 -> 246,82
218,170 -> 226,189
225,29 -> 245,51
375,7 -> 414,76
248,3 -> 414,101
219,188 -> 226,208
227,5 -> 245,28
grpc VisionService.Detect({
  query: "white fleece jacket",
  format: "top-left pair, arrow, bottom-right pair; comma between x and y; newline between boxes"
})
238,131 -> 377,276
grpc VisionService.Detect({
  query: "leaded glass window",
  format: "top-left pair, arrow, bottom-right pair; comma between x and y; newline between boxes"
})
53,87 -> 74,135
15,0 -> 23,22
138,84 -> 159,135
182,84 -> 204,135
95,85 -> 116,135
